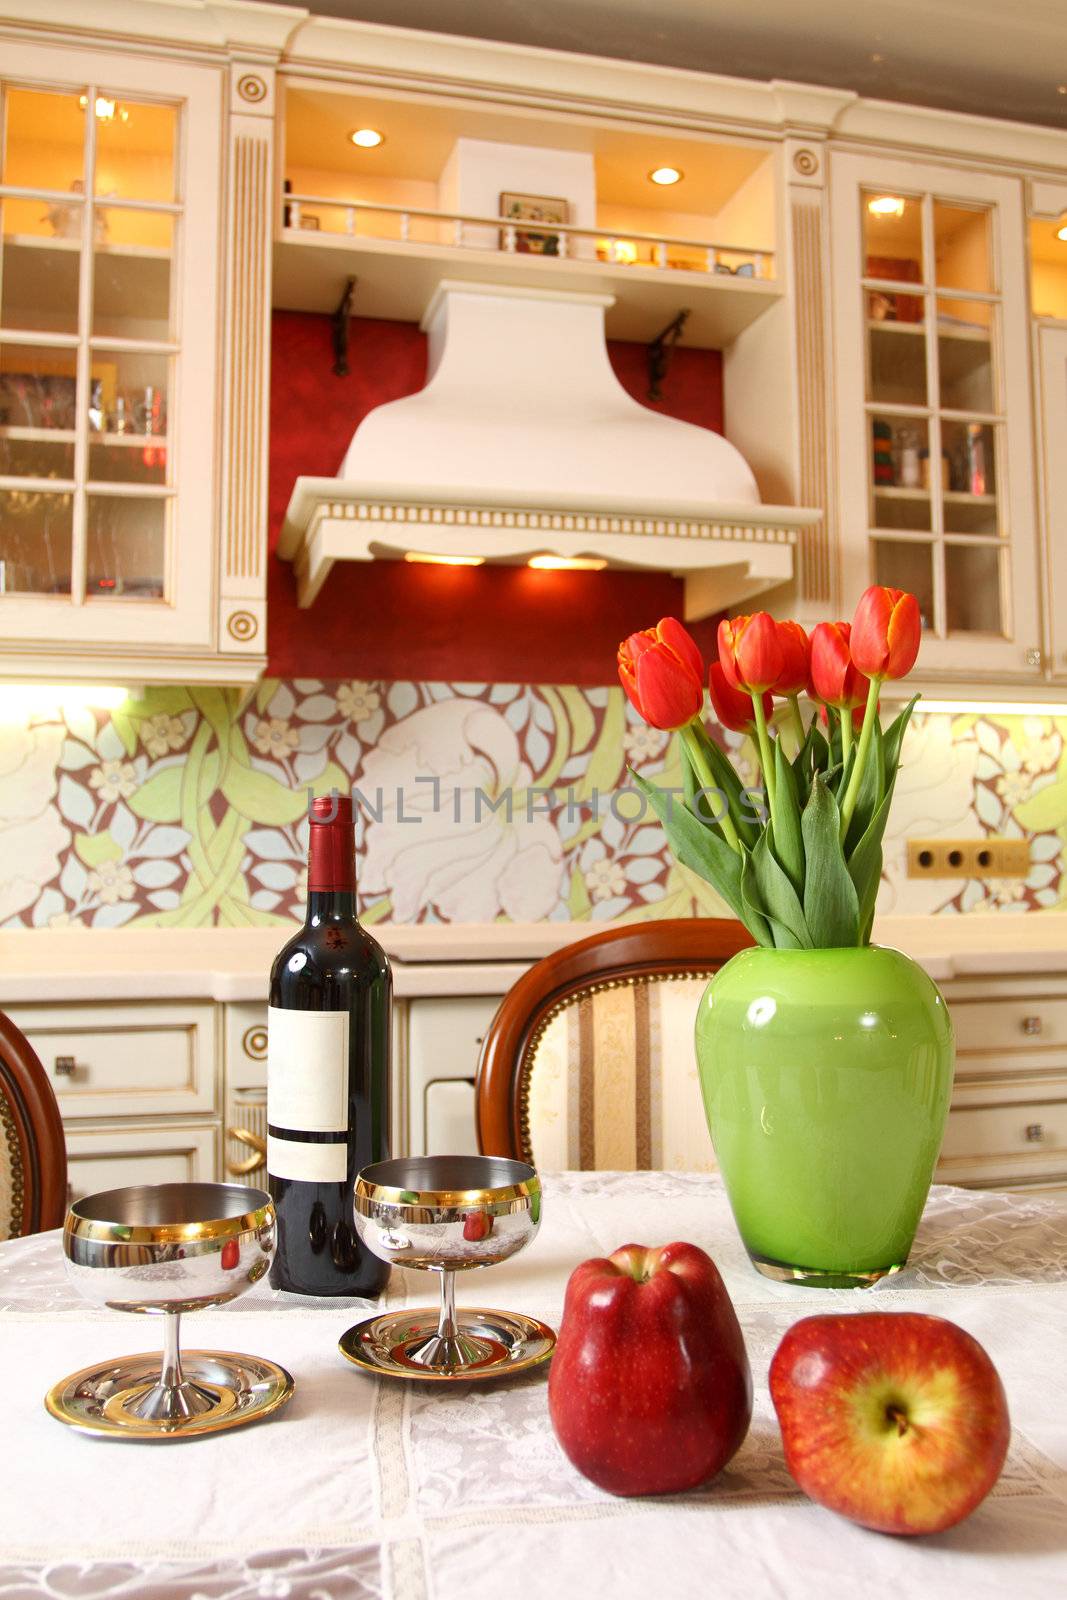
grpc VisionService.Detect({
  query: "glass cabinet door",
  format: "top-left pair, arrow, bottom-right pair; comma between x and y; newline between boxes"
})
0,41 -> 219,652
832,154 -> 1040,680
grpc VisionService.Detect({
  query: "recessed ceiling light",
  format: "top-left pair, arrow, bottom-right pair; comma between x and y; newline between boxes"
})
649,166 -> 683,186
349,128 -> 384,149
868,195 -> 906,218
1057,212 -> 1067,242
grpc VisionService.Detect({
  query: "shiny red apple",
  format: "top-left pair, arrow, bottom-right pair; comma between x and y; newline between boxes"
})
548,1241 -> 752,1496
770,1311 -> 1010,1535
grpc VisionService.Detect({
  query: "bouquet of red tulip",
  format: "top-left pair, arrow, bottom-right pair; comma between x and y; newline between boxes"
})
617,586 -> 922,948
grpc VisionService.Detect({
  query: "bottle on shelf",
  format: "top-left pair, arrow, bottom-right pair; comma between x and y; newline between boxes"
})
267,792 -> 392,1297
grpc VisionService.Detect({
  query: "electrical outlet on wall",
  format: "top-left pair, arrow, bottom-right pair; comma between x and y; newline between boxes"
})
906,838 -> 1031,880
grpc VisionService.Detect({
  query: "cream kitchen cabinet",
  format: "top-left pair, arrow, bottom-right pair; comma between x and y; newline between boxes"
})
0,35 -> 269,684
829,152 -> 1042,685
4,997 -> 222,1202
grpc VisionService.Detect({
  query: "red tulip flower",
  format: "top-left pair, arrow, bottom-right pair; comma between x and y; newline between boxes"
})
618,617 -> 705,731
810,622 -> 872,710
850,585 -> 922,680
718,612 -> 783,694
773,620 -> 810,697
708,662 -> 772,734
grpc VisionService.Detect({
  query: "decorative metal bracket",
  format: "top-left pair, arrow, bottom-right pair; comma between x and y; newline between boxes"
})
647,308 -> 690,401
332,276 -> 358,376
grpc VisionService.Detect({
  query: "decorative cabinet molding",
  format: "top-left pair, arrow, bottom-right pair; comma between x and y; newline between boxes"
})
1036,322 -> 1067,683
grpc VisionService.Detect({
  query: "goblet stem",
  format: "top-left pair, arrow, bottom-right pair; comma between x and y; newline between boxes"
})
437,1271 -> 457,1343
161,1311 -> 184,1390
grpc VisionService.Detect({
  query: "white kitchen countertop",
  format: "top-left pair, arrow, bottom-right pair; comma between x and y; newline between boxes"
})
0,914 -> 1065,1005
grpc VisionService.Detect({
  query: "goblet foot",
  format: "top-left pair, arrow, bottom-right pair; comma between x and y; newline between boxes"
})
114,1373 -> 230,1425
339,1307 -> 555,1381
45,1350 -> 294,1438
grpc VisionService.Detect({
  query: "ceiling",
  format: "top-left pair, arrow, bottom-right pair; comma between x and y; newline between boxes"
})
299,0 -> 1067,132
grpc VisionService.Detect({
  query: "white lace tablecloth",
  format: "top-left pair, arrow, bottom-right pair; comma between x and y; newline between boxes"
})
1,1174 -> 1066,1600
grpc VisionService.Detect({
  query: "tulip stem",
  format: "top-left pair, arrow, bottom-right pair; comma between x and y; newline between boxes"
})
840,709 -> 854,768
750,693 -> 777,819
681,725 -> 741,854
839,677 -> 881,838
787,693 -> 806,751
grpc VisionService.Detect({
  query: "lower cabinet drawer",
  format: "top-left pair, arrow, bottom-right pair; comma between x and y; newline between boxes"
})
65,1125 -> 219,1203
951,996 -> 1067,1057
425,1079 -> 479,1157
10,1002 -> 217,1120
937,1100 -> 1067,1184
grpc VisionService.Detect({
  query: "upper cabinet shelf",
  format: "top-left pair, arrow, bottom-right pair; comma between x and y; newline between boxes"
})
274,80 -> 780,348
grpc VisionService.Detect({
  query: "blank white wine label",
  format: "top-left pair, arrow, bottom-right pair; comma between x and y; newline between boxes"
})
267,1133 -> 347,1183
267,1006 -> 349,1132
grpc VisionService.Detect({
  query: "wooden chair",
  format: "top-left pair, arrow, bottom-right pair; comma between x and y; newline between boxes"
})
0,1009 -> 67,1239
476,918 -> 753,1170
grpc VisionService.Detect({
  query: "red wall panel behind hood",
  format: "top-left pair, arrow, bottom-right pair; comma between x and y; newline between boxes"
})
267,310 -> 724,685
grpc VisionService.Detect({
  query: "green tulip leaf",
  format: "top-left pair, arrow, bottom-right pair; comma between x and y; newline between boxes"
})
844,718 -> 886,857
747,829 -> 812,948
630,769 -> 764,939
882,694 -> 920,781
801,774 -> 860,948
682,725 -> 758,850
847,787 -> 894,946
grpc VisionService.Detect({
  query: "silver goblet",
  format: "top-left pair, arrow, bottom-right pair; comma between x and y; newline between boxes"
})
341,1155 -> 555,1380
47,1182 -> 294,1438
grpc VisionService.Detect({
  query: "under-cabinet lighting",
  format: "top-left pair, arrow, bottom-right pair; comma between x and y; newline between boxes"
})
349,128 -> 384,148
867,195 -> 906,218
608,239 -> 638,264
649,166 -> 683,186
0,683 -> 129,719
917,699 -> 1067,717
527,555 -> 608,571
402,551 -> 484,566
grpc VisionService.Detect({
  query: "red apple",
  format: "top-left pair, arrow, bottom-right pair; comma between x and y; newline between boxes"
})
548,1241 -> 752,1496
770,1311 -> 1010,1535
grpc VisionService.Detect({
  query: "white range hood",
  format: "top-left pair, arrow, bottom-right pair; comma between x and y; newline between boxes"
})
279,280 -> 819,618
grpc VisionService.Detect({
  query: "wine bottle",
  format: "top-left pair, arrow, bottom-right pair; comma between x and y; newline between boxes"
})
267,793 -> 391,1296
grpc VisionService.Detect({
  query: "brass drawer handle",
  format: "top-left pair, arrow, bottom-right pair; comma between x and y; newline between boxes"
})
1024,1123 -> 1045,1143
226,1126 -> 267,1176
54,1055 -> 77,1078
1021,1016 -> 1043,1037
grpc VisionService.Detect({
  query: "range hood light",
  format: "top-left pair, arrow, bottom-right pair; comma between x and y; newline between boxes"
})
528,554 -> 608,571
403,551 -> 484,566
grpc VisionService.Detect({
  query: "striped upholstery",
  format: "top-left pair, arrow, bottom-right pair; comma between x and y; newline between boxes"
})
522,975 -> 717,1172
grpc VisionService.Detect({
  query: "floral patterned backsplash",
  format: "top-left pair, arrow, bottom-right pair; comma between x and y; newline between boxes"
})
1,678 -> 1064,930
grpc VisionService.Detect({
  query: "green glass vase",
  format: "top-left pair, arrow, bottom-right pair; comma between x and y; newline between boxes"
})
694,945 -> 954,1288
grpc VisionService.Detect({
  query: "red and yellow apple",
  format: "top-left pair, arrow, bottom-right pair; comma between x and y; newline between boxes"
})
770,1311 -> 1010,1534
548,1241 -> 752,1496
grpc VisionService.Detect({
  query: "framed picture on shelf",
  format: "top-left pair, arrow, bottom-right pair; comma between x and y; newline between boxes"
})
499,192 -> 569,256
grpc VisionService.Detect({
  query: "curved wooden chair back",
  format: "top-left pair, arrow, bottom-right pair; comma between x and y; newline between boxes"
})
0,1009 -> 67,1239
476,918 -> 753,1169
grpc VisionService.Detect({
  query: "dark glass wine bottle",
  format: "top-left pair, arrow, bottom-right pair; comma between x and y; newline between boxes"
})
267,793 -> 391,1297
